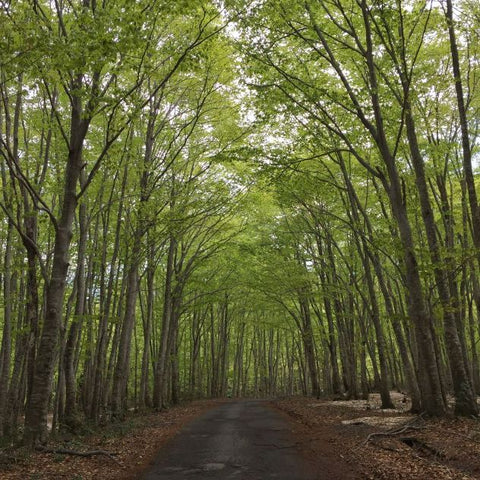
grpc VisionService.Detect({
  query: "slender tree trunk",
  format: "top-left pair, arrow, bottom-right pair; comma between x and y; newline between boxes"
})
298,292 -> 320,398
445,0 -> 480,252
404,107 -> 477,415
189,307 -> 205,397
168,296 -> 182,405
63,171 -> 88,429
361,250 -> 394,408
349,183 -> 421,409
111,251 -> 140,417
314,235 -> 342,396
338,155 -> 393,408
153,235 -> 176,409
4,278 -> 28,437
0,222 -> 14,436
89,166 -> 127,421
139,254 -> 155,409
24,85 -> 89,445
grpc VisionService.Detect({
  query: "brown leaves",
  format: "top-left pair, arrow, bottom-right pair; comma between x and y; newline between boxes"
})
0,400 -> 219,480
272,396 -> 480,480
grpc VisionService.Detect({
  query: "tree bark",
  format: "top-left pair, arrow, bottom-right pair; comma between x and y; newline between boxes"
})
23,82 -> 89,445
89,166 -> 127,422
0,222 -> 14,436
403,106 -> 477,415
445,0 -> 480,252
298,291 -> 320,398
110,252 -> 140,418
63,170 -> 88,430
153,235 -> 176,409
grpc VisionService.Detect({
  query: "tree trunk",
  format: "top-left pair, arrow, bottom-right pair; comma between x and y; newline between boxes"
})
63,171 -> 88,430
338,155 -> 393,408
111,253 -> 140,418
404,106 -> 477,416
153,235 -> 176,409
23,86 -> 89,445
314,235 -> 343,396
298,292 -> 320,398
139,253 -> 155,409
89,166 -> 127,421
445,0 -> 480,252
0,222 -> 14,436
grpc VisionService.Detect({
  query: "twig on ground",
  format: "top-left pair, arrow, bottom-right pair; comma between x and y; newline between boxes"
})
35,446 -> 122,465
364,414 -> 426,445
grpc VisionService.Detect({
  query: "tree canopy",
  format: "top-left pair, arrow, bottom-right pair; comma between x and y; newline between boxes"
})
2,0 -> 480,445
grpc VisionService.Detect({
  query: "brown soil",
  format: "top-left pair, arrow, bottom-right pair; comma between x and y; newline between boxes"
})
0,400 -> 223,480
271,394 -> 480,479
2,394 -> 480,479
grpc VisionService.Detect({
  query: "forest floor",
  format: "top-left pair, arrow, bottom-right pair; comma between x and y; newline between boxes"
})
0,400 -> 224,480
1,393 -> 480,479
273,392 -> 480,479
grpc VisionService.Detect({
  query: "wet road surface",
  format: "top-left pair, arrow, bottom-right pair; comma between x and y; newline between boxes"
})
141,400 -> 317,479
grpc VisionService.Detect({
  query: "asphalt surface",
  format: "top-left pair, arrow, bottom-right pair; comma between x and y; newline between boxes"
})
141,400 -> 317,479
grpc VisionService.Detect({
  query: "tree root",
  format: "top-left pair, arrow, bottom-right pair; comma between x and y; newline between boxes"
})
35,446 -> 122,465
399,437 -> 444,458
364,414 -> 426,445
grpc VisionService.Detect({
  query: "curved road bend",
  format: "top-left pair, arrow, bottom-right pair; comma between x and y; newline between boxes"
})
141,400 -> 317,480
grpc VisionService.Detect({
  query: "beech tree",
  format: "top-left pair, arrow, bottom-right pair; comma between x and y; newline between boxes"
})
228,0 -> 480,416
1,0 -> 234,444
3,0 -> 480,451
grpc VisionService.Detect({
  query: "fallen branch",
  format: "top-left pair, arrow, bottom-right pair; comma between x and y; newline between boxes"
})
400,437 -> 444,457
35,446 -> 122,465
364,424 -> 425,444
364,414 -> 426,445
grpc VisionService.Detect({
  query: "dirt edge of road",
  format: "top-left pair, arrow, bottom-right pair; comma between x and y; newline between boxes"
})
3,395 -> 480,479
271,396 -> 480,480
0,400 -> 224,480
270,399 -> 363,480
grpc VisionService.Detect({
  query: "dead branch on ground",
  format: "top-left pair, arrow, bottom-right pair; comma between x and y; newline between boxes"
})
35,446 -> 122,465
364,414 -> 426,445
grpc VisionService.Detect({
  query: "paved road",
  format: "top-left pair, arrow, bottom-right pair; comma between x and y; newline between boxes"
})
142,400 -> 316,479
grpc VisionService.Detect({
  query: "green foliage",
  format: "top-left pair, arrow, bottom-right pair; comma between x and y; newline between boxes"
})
3,0 -> 480,439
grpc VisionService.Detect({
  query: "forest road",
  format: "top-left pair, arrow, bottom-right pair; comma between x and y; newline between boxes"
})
141,400 -> 318,479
